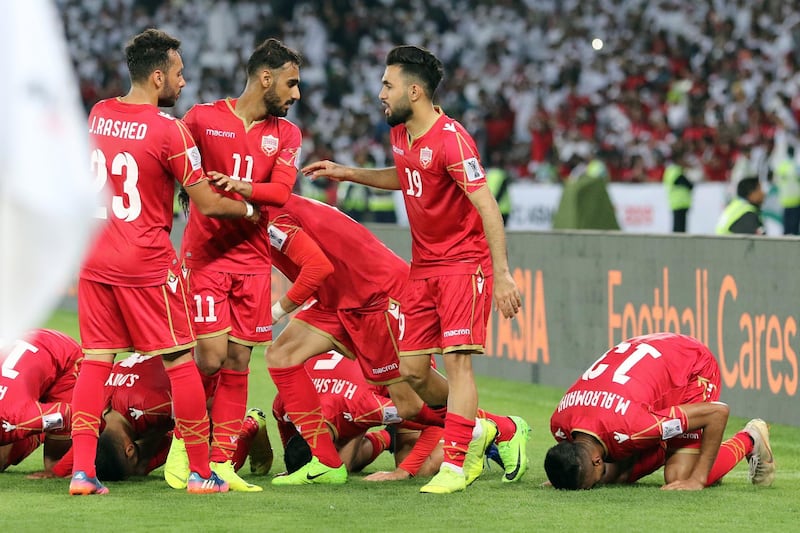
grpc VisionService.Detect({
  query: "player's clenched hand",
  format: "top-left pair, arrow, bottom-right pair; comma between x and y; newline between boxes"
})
363,468 -> 411,482
493,272 -> 521,319
301,160 -> 350,182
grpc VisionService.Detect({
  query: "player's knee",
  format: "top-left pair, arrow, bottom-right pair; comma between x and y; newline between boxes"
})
265,345 -> 292,368
195,355 -> 223,376
399,361 -> 426,385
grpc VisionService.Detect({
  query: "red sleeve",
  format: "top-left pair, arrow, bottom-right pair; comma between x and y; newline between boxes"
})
398,425 -> 443,476
171,119 -> 206,187
444,124 -> 486,193
271,221 -> 334,305
249,164 -> 294,205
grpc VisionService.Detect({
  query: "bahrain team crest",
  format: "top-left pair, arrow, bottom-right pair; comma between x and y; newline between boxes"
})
420,146 -> 433,169
261,135 -> 279,156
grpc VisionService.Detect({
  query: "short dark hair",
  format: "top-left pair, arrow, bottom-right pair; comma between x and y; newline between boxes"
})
386,45 -> 444,99
737,177 -> 761,199
96,431 -> 132,481
283,435 -> 312,474
246,38 -> 303,77
544,441 -> 588,490
125,29 -> 181,84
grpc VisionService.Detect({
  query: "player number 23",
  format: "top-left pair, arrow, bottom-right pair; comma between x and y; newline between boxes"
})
91,148 -> 142,222
581,341 -> 662,385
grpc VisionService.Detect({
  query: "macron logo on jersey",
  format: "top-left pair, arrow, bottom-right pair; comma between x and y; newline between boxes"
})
443,122 -> 457,133
205,128 -> 235,138
613,432 -> 630,443
392,145 -> 404,156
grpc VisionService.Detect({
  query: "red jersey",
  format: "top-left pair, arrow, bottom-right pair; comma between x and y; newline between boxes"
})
82,99 -> 205,286
0,329 -> 83,445
550,333 -> 719,461
181,98 -> 301,274
0,329 -> 82,407
268,195 -> 408,310
104,353 -> 173,436
274,352 -> 398,442
389,111 -> 491,277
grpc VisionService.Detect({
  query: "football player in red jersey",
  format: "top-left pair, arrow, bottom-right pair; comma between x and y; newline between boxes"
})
272,352 -> 444,479
546,333 -> 775,490
199,190 -> 526,486
302,45 -> 524,493
0,330 -> 81,473
178,38 -> 302,492
72,29 -> 259,496
41,353 -> 272,483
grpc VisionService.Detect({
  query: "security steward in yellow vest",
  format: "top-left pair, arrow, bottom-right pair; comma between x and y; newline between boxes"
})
716,177 -> 765,235
663,157 -> 693,233
774,144 -> 800,235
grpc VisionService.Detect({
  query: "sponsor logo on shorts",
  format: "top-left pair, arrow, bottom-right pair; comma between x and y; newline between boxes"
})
255,325 -> 272,333
443,328 -> 471,338
372,362 -> 398,375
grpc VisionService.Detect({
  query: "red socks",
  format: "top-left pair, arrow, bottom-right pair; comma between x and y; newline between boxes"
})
707,430 -> 754,486
269,365 -> 342,468
412,404 -> 446,427
71,359 -> 112,477
441,412 -> 474,469
209,368 -> 248,463
477,409 -> 516,443
166,360 -> 212,478
364,430 -> 391,465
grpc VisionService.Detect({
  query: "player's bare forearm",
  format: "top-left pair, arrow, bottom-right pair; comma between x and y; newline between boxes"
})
302,160 -> 401,190
185,180 -> 259,222
662,401 -> 730,490
469,186 -> 521,318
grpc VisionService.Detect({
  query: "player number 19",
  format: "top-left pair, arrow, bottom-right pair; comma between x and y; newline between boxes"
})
404,168 -> 423,197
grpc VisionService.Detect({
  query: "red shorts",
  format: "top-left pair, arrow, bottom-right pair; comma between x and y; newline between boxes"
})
78,273 -> 195,356
399,268 -> 492,356
186,268 -> 272,345
293,300 -> 402,384
665,350 -> 721,452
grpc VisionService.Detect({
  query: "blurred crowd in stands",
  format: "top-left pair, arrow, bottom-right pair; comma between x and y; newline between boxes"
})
57,0 -> 800,201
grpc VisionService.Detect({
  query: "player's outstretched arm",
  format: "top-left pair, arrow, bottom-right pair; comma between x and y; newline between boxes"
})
302,160 -> 401,190
468,185 -> 521,319
208,170 -> 293,207
661,401 -> 729,491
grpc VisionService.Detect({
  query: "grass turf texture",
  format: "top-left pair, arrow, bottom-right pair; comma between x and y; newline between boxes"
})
1,309 -> 796,532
